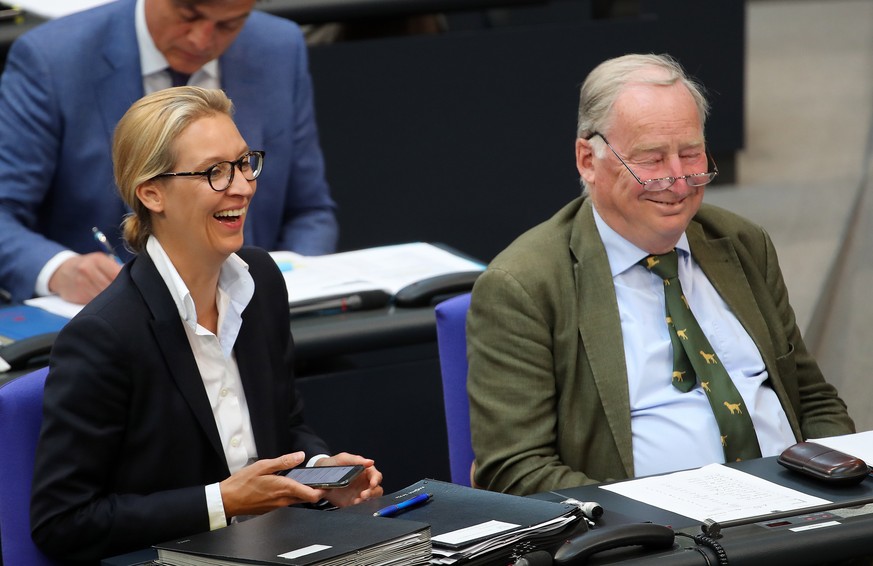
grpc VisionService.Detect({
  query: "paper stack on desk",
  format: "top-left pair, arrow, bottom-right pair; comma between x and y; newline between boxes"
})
153,506 -> 431,566
339,479 -> 583,565
270,242 -> 485,307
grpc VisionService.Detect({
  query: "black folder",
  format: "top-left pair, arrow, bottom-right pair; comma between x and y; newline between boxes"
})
152,506 -> 431,566
339,479 -> 583,564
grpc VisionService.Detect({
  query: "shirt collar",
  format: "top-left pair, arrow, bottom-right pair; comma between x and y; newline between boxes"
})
136,0 -> 219,81
146,236 -> 254,358
591,205 -> 691,278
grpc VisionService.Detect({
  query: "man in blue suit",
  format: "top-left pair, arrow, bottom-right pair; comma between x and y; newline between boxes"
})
0,0 -> 338,304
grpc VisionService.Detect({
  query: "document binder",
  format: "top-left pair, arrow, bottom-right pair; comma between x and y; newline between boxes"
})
0,304 -> 69,345
153,506 -> 431,566
339,479 -> 583,565
270,242 -> 484,309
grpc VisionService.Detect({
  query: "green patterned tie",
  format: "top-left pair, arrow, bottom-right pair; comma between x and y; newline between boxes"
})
641,250 -> 762,462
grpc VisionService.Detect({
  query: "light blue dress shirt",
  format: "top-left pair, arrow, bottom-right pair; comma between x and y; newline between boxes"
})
591,208 -> 796,477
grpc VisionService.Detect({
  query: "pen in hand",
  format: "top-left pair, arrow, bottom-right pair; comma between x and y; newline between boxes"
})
92,227 -> 123,265
373,493 -> 432,517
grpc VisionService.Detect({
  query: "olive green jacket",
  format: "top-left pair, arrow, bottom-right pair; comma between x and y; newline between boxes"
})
467,196 -> 854,495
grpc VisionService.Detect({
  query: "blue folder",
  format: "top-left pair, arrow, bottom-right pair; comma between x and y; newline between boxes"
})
0,305 -> 70,344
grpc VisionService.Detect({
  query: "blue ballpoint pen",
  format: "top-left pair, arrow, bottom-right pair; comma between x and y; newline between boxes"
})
92,227 -> 123,265
373,493 -> 432,517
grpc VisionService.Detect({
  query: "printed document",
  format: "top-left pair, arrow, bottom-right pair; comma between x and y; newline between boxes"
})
600,463 -> 831,522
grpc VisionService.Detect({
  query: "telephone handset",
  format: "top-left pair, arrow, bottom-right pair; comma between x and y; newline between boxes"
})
0,332 -> 57,370
393,270 -> 482,307
552,523 -> 675,565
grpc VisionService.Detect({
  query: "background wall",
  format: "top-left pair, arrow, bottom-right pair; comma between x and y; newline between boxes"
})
306,1 -> 745,263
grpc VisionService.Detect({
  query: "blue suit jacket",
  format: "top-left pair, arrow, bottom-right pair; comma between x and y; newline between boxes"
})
31,246 -> 330,562
0,0 -> 338,301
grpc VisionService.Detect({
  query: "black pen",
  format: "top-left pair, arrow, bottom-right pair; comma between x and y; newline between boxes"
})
373,493 -> 432,517
92,227 -> 123,265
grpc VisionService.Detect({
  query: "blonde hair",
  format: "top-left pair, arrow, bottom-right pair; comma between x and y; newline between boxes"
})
112,86 -> 234,253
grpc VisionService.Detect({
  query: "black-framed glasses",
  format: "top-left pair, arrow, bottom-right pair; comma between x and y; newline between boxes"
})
587,132 -> 717,192
153,150 -> 265,192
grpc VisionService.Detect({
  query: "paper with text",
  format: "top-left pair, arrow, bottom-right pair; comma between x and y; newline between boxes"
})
600,464 -> 831,522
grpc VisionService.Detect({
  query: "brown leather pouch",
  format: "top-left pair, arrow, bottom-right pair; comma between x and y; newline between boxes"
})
778,441 -> 869,486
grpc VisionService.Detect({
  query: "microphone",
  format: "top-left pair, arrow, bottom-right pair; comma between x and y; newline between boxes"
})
288,290 -> 391,318
560,498 -> 603,520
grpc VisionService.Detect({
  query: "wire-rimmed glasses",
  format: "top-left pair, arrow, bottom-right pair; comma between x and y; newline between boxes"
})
153,150 -> 265,192
587,132 -> 718,192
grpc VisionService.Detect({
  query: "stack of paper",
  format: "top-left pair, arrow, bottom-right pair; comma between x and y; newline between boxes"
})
339,479 -> 582,565
270,242 -> 484,306
153,506 -> 431,566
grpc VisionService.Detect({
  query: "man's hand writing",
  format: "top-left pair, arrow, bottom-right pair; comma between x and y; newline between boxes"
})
48,253 -> 122,304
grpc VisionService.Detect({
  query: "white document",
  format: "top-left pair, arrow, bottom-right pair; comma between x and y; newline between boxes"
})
807,431 -> 873,466
600,463 -> 831,523
25,296 -> 82,320
270,242 -> 485,305
14,0 -> 113,19
431,520 -> 518,546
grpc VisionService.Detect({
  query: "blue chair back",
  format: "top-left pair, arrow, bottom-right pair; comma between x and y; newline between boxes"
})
0,367 -> 60,566
434,293 -> 474,486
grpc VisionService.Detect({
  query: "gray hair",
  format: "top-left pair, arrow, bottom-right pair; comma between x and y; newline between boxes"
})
577,53 -> 710,155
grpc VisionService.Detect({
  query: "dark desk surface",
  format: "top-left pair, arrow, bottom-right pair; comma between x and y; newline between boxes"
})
0,303 -> 437,384
532,457 -> 873,565
291,303 -> 435,361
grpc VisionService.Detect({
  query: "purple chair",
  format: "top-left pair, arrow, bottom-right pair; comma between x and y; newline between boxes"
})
0,366 -> 60,566
434,293 -> 475,486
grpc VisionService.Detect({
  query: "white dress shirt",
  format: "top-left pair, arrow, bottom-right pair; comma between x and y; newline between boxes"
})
147,236 -> 255,530
591,208 -> 796,477
135,0 -> 220,93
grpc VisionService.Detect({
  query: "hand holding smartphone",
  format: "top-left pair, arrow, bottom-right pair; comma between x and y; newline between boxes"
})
280,465 -> 364,488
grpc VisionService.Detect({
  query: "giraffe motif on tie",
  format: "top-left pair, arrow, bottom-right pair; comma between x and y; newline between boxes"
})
641,249 -> 762,462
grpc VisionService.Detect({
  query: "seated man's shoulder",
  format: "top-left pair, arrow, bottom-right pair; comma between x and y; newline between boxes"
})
245,10 -> 305,43
490,197 -> 585,271
695,202 -> 768,239
480,197 -> 584,303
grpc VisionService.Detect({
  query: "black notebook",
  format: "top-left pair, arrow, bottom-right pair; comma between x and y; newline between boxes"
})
153,506 -> 431,566
339,479 -> 582,564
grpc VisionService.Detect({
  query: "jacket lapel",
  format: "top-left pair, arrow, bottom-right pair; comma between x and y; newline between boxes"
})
95,0 -> 144,149
686,223 -> 796,430
571,200 -> 635,477
234,307 -> 278,456
130,255 -> 226,462
219,43 -> 265,151
686,223 -> 777,372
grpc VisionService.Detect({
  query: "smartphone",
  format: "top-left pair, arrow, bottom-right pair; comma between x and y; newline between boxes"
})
282,465 -> 364,488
